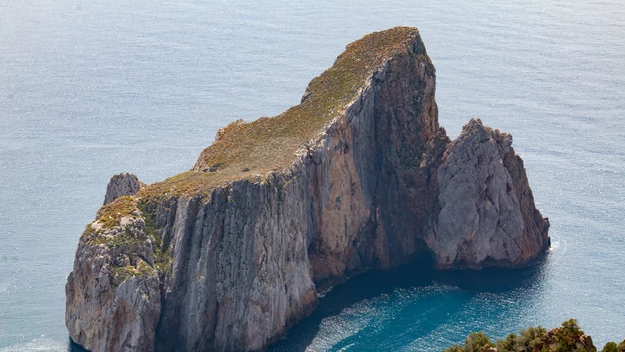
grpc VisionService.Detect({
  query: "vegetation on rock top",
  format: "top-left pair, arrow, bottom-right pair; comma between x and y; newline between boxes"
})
93,196 -> 138,229
80,195 -> 141,243
79,196 -> 172,285
138,26 -> 431,199
78,26 -> 433,287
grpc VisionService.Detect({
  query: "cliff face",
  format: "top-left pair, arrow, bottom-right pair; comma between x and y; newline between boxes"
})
428,119 -> 550,268
154,175 -> 317,351
66,198 -> 161,351
303,33 -> 445,287
66,27 -> 550,352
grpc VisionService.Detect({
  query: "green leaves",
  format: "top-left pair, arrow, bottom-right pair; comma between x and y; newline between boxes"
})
442,319 -> 619,352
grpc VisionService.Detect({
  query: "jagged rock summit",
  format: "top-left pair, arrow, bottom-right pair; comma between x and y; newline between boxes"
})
102,172 -> 144,206
430,119 -> 550,268
66,27 -> 550,352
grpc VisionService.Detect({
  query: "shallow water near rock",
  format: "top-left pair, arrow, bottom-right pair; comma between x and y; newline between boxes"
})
1,0 -> 624,351
270,258 -> 550,351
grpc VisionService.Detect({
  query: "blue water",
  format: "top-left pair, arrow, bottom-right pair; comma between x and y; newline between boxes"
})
1,0 -> 624,351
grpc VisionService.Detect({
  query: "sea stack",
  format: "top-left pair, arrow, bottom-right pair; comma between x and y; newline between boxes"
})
102,172 -> 144,206
428,119 -> 550,269
66,26 -> 549,352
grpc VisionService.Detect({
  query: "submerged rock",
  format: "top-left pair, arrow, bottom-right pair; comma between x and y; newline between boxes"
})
66,27 -> 550,352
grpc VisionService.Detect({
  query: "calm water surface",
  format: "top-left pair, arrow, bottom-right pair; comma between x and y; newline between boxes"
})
1,0 -> 624,351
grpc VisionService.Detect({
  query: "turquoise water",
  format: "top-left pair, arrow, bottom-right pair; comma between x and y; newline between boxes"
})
1,0 -> 624,351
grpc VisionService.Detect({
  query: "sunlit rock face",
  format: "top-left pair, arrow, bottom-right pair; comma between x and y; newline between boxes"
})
428,119 -> 550,269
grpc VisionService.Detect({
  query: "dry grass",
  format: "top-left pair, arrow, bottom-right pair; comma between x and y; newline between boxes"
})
94,196 -> 138,228
140,26 -> 422,199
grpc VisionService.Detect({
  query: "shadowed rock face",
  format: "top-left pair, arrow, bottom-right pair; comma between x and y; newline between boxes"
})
66,27 -> 549,352
305,30 -> 445,288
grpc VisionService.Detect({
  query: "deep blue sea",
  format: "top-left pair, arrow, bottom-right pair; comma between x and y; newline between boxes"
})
1,0 -> 624,351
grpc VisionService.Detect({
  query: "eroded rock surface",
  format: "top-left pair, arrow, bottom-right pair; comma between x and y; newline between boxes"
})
428,119 -> 550,268
103,173 -> 144,206
154,175 -> 317,351
66,27 -> 550,352
66,199 -> 161,352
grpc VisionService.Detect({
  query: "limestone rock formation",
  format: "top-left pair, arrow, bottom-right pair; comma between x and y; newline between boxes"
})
66,27 -> 550,352
66,197 -> 161,352
103,173 -> 144,206
428,119 -> 550,268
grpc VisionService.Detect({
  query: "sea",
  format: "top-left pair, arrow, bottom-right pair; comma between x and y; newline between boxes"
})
1,0 -> 624,351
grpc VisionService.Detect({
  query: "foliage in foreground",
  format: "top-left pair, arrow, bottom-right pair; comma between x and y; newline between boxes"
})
443,319 -> 625,352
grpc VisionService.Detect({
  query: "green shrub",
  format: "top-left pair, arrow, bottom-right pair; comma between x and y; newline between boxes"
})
465,332 -> 495,352
443,346 -> 466,352
494,326 -> 547,352
444,332 -> 496,352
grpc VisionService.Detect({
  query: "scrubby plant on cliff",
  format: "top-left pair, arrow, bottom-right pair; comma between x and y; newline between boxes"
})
443,320 -> 624,352
601,340 -> 625,352
555,319 -> 586,351
496,326 -> 548,351
138,201 -> 172,274
79,195 -> 172,287
442,332 -> 495,352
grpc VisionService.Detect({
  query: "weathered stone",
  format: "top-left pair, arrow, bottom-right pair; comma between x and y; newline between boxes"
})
154,175 -> 317,351
66,208 -> 161,352
428,119 -> 550,268
103,173 -> 144,206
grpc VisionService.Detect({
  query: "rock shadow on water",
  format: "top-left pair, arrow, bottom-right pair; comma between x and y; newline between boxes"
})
268,255 -> 548,352
67,337 -> 88,352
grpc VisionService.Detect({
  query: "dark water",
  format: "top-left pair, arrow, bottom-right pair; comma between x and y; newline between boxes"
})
270,259 -> 549,351
1,0 -> 624,351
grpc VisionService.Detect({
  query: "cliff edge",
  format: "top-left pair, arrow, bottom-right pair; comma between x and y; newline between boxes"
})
66,27 -> 549,352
